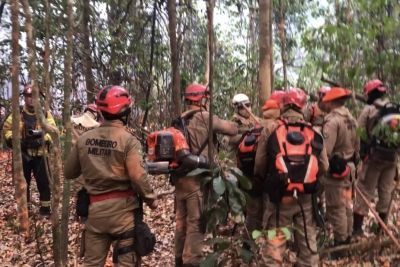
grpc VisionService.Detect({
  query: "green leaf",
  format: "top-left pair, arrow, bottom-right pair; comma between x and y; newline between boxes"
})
252,230 -> 263,240
187,168 -> 210,177
267,229 -> 277,240
236,173 -> 252,190
200,252 -> 219,267
213,176 -> 226,195
281,227 -> 292,240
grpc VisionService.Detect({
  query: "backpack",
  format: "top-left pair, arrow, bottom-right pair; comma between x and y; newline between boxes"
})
236,125 -> 263,177
265,120 -> 323,203
145,110 -> 207,174
371,103 -> 400,149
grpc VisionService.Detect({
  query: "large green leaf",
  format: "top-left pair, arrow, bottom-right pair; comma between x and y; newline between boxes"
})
213,176 -> 226,196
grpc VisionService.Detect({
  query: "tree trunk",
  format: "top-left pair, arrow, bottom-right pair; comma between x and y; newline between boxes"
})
82,0 -> 96,102
248,0 -> 258,103
206,0 -> 214,163
167,0 -> 182,118
141,0 -> 157,128
278,0 -> 287,89
21,1 -> 62,266
43,0 -> 51,112
11,0 -> 29,239
60,0 -> 74,264
258,0 -> 273,107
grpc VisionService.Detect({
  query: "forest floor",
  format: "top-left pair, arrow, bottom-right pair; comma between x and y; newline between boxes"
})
0,149 -> 399,267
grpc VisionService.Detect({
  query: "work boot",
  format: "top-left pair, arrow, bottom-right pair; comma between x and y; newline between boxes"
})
175,257 -> 183,267
352,213 -> 364,237
39,206 -> 51,218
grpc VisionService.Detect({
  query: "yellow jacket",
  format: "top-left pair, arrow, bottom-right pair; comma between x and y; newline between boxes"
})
3,106 -> 56,156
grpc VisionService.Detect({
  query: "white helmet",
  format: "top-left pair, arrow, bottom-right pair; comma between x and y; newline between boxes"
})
232,93 -> 250,106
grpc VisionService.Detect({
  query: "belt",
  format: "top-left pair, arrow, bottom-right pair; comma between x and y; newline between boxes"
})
90,190 -> 135,203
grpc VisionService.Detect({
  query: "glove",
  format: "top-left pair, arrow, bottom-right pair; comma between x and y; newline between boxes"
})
5,138 -> 12,149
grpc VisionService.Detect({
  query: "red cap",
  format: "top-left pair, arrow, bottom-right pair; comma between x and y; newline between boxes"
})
364,79 -> 386,95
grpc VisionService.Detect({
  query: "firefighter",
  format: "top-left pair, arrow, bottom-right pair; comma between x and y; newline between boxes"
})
306,86 -> 331,216
255,88 -> 329,267
224,93 -> 259,152
224,93 -> 262,244
353,79 -> 398,236
174,84 -> 238,267
320,87 -> 359,257
3,84 -> 55,217
64,85 -> 158,266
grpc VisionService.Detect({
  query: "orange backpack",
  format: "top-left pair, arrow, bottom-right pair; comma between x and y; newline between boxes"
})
266,120 -> 323,202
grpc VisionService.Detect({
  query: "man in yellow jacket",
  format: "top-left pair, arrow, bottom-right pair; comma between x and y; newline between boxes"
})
3,85 -> 56,216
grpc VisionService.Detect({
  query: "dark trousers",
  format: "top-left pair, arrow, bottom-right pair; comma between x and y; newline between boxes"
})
22,153 -> 51,204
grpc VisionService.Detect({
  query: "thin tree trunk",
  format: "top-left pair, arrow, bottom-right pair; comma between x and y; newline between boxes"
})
167,0 -> 182,118
204,37 -> 210,85
258,0 -> 273,107
278,0 -> 287,89
206,0 -> 214,163
21,1 -> 62,266
11,0 -> 29,239
43,0 -> 51,112
141,0 -> 157,128
82,0 -> 96,102
60,0 -> 74,265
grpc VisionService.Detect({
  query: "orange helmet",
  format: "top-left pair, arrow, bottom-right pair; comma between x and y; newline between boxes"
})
322,87 -> 351,102
184,84 -> 209,102
318,86 -> 331,100
262,99 -> 280,111
363,79 -> 386,95
282,88 -> 307,109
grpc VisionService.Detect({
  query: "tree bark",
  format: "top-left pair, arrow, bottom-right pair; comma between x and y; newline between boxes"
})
258,0 -> 273,107
278,0 -> 287,89
43,0 -> 51,112
82,0 -> 96,102
11,0 -> 29,238
60,0 -> 74,264
141,0 -> 157,128
21,1 -> 62,265
167,0 -> 182,118
206,0 -> 214,163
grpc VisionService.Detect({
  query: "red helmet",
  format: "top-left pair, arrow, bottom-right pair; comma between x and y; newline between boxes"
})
23,84 -> 33,96
322,87 -> 352,102
364,79 -> 386,95
96,85 -> 132,115
270,90 -> 285,104
84,103 -> 98,113
184,84 -> 209,102
282,87 -> 307,109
